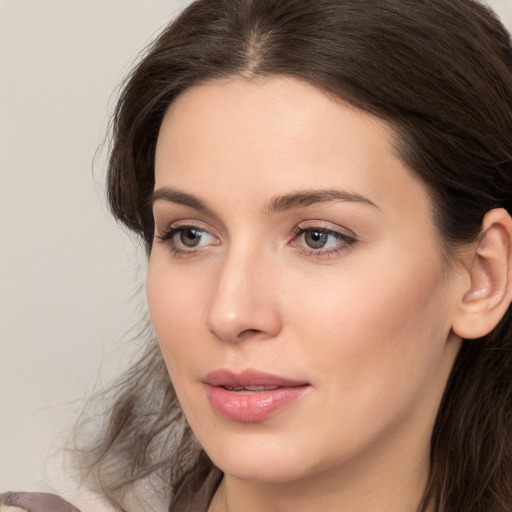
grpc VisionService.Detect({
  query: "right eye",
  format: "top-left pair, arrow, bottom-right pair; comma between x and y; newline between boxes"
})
156,224 -> 219,254
175,227 -> 207,247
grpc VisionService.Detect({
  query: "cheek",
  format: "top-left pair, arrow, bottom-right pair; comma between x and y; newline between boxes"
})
286,249 -> 453,403
146,261 -> 206,378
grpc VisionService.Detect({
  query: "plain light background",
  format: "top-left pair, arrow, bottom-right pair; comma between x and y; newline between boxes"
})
1,0 -> 511,502
0,0 -> 192,498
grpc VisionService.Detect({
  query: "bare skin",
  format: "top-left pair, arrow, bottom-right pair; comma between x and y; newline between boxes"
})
147,76 -> 512,512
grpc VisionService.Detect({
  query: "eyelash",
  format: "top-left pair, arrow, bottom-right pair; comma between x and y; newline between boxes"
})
156,223 -> 216,257
155,222 -> 357,259
290,225 -> 357,259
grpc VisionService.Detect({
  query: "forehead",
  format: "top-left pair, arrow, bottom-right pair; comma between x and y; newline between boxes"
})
154,76 -> 429,219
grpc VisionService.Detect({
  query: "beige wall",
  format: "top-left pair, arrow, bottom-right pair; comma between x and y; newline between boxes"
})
1,0 -> 510,499
0,0 -> 191,497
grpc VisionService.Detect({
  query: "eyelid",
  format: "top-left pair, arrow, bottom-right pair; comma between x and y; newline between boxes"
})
152,202 -> 225,236
289,220 -> 358,258
154,219 -> 221,259
155,219 -> 218,239
292,220 -> 356,239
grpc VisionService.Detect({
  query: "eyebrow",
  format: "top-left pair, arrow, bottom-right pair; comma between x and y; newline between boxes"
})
266,189 -> 378,213
150,187 -> 378,214
150,187 -> 213,214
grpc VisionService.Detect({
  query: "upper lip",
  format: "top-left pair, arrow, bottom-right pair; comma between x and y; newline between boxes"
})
203,369 -> 309,388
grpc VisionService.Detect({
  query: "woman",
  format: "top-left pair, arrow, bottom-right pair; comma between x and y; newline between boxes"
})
3,0 -> 512,511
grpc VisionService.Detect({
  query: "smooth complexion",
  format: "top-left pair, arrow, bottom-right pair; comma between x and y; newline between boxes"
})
147,77 -> 466,512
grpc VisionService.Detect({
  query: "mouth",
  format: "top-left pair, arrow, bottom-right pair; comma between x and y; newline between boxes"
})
203,369 -> 311,422
221,384 -> 280,393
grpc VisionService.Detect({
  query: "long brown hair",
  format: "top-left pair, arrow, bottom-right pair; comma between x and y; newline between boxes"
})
78,1 -> 512,510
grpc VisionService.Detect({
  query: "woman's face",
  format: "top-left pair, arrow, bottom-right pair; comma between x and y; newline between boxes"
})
147,76 -> 463,484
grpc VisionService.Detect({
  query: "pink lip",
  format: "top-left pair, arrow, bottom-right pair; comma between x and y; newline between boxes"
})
203,369 -> 310,423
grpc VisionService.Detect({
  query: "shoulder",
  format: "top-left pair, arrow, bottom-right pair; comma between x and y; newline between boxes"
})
0,492 -> 81,512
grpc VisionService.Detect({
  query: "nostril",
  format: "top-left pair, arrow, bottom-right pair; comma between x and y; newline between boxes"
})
238,328 -> 262,338
209,325 -> 266,342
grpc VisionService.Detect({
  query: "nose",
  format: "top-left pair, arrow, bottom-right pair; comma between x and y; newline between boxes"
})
206,246 -> 282,343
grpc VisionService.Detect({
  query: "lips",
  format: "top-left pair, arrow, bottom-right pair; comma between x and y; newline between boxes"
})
203,369 -> 310,422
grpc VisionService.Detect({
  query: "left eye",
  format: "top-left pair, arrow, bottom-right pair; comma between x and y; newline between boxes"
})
302,229 -> 335,249
296,227 -> 355,251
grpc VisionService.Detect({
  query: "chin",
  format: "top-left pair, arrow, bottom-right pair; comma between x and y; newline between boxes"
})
215,458 -> 311,484
200,432 -> 321,483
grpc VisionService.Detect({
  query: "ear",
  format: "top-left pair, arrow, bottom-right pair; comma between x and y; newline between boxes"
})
452,208 -> 512,340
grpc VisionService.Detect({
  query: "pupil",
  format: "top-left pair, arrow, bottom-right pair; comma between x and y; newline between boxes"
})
305,230 -> 327,249
180,229 -> 202,247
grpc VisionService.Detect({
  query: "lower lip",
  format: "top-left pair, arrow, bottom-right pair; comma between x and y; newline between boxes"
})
205,385 -> 309,422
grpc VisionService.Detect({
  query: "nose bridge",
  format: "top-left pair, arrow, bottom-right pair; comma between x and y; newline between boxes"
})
207,238 -> 281,342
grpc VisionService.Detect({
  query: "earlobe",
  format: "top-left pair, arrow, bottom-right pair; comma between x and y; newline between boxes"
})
452,208 -> 512,340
